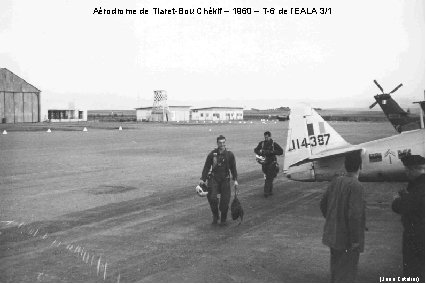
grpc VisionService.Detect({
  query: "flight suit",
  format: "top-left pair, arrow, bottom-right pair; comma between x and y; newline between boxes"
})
254,139 -> 283,196
201,148 -> 238,223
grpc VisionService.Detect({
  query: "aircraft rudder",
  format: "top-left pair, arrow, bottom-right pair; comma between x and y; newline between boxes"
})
283,106 -> 314,171
284,107 -> 350,169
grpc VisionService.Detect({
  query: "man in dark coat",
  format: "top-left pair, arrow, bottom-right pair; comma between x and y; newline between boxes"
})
392,155 -> 425,282
320,151 -> 366,282
254,131 -> 283,197
200,135 -> 238,225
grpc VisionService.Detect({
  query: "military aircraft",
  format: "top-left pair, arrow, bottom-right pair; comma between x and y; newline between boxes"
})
369,80 -> 422,132
282,103 -> 425,182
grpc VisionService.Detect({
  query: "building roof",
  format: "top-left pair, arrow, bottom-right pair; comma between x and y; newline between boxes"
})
0,68 -> 41,92
48,109 -> 85,111
191,107 -> 244,111
135,106 -> 192,110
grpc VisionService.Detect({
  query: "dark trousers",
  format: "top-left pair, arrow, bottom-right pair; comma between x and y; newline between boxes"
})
207,177 -> 231,222
402,232 -> 425,282
262,162 -> 277,195
330,248 -> 360,282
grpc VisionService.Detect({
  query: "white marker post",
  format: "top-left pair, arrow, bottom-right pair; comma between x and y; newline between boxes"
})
104,262 -> 107,280
97,257 -> 101,276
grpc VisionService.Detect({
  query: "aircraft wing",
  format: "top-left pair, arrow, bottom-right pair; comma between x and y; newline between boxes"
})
289,145 -> 363,167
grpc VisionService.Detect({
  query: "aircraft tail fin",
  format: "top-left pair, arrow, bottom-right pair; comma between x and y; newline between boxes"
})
283,106 -> 350,171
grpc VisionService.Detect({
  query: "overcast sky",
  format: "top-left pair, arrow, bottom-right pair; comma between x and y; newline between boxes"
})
1,0 -> 424,115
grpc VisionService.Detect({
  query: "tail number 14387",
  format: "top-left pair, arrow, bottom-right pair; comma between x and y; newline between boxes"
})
291,134 -> 330,149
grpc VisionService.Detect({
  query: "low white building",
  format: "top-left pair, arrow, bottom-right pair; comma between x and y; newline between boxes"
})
136,106 -> 192,122
169,106 -> 192,121
136,107 -> 152,122
47,109 -> 87,122
190,107 -> 244,121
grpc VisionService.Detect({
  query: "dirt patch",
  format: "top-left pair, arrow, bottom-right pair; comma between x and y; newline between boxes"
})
88,185 -> 138,195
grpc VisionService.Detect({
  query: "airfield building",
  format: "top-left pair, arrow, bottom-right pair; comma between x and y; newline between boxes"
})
191,107 -> 244,121
0,68 -> 41,123
136,107 -> 152,122
48,109 -> 87,122
136,106 -> 191,122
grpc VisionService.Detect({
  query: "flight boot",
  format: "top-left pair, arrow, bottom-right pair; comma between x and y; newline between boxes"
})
264,179 -> 273,197
212,214 -> 219,225
209,199 -> 219,225
219,210 -> 228,226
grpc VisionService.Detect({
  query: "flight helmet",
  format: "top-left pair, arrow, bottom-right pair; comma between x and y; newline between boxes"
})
196,183 -> 208,197
256,154 -> 266,165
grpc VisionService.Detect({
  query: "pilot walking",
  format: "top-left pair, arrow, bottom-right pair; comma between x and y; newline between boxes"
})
254,131 -> 283,197
392,155 -> 425,282
320,151 -> 366,282
200,135 -> 238,225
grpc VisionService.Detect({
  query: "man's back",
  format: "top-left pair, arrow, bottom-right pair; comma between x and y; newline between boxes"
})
320,174 -> 366,252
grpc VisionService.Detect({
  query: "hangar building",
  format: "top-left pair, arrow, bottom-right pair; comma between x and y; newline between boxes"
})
0,68 -> 41,123
191,107 -> 244,121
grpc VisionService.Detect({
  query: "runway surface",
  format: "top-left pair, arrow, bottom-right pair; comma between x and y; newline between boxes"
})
0,121 -> 404,282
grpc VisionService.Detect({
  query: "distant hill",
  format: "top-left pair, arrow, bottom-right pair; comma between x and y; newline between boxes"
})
88,110 -> 136,122
243,107 -> 420,122
88,110 -> 136,115
244,108 -> 290,120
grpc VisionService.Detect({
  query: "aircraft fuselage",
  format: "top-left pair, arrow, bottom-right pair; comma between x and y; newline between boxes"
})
285,129 -> 424,182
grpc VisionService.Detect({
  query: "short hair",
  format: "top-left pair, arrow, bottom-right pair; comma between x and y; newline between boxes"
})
217,135 -> 226,142
264,131 -> 271,137
344,151 -> 362,172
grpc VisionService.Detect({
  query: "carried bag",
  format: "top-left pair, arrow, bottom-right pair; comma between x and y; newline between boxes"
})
274,161 -> 280,175
231,188 -> 244,225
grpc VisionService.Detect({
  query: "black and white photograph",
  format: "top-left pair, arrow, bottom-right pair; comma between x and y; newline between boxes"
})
0,0 -> 424,282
